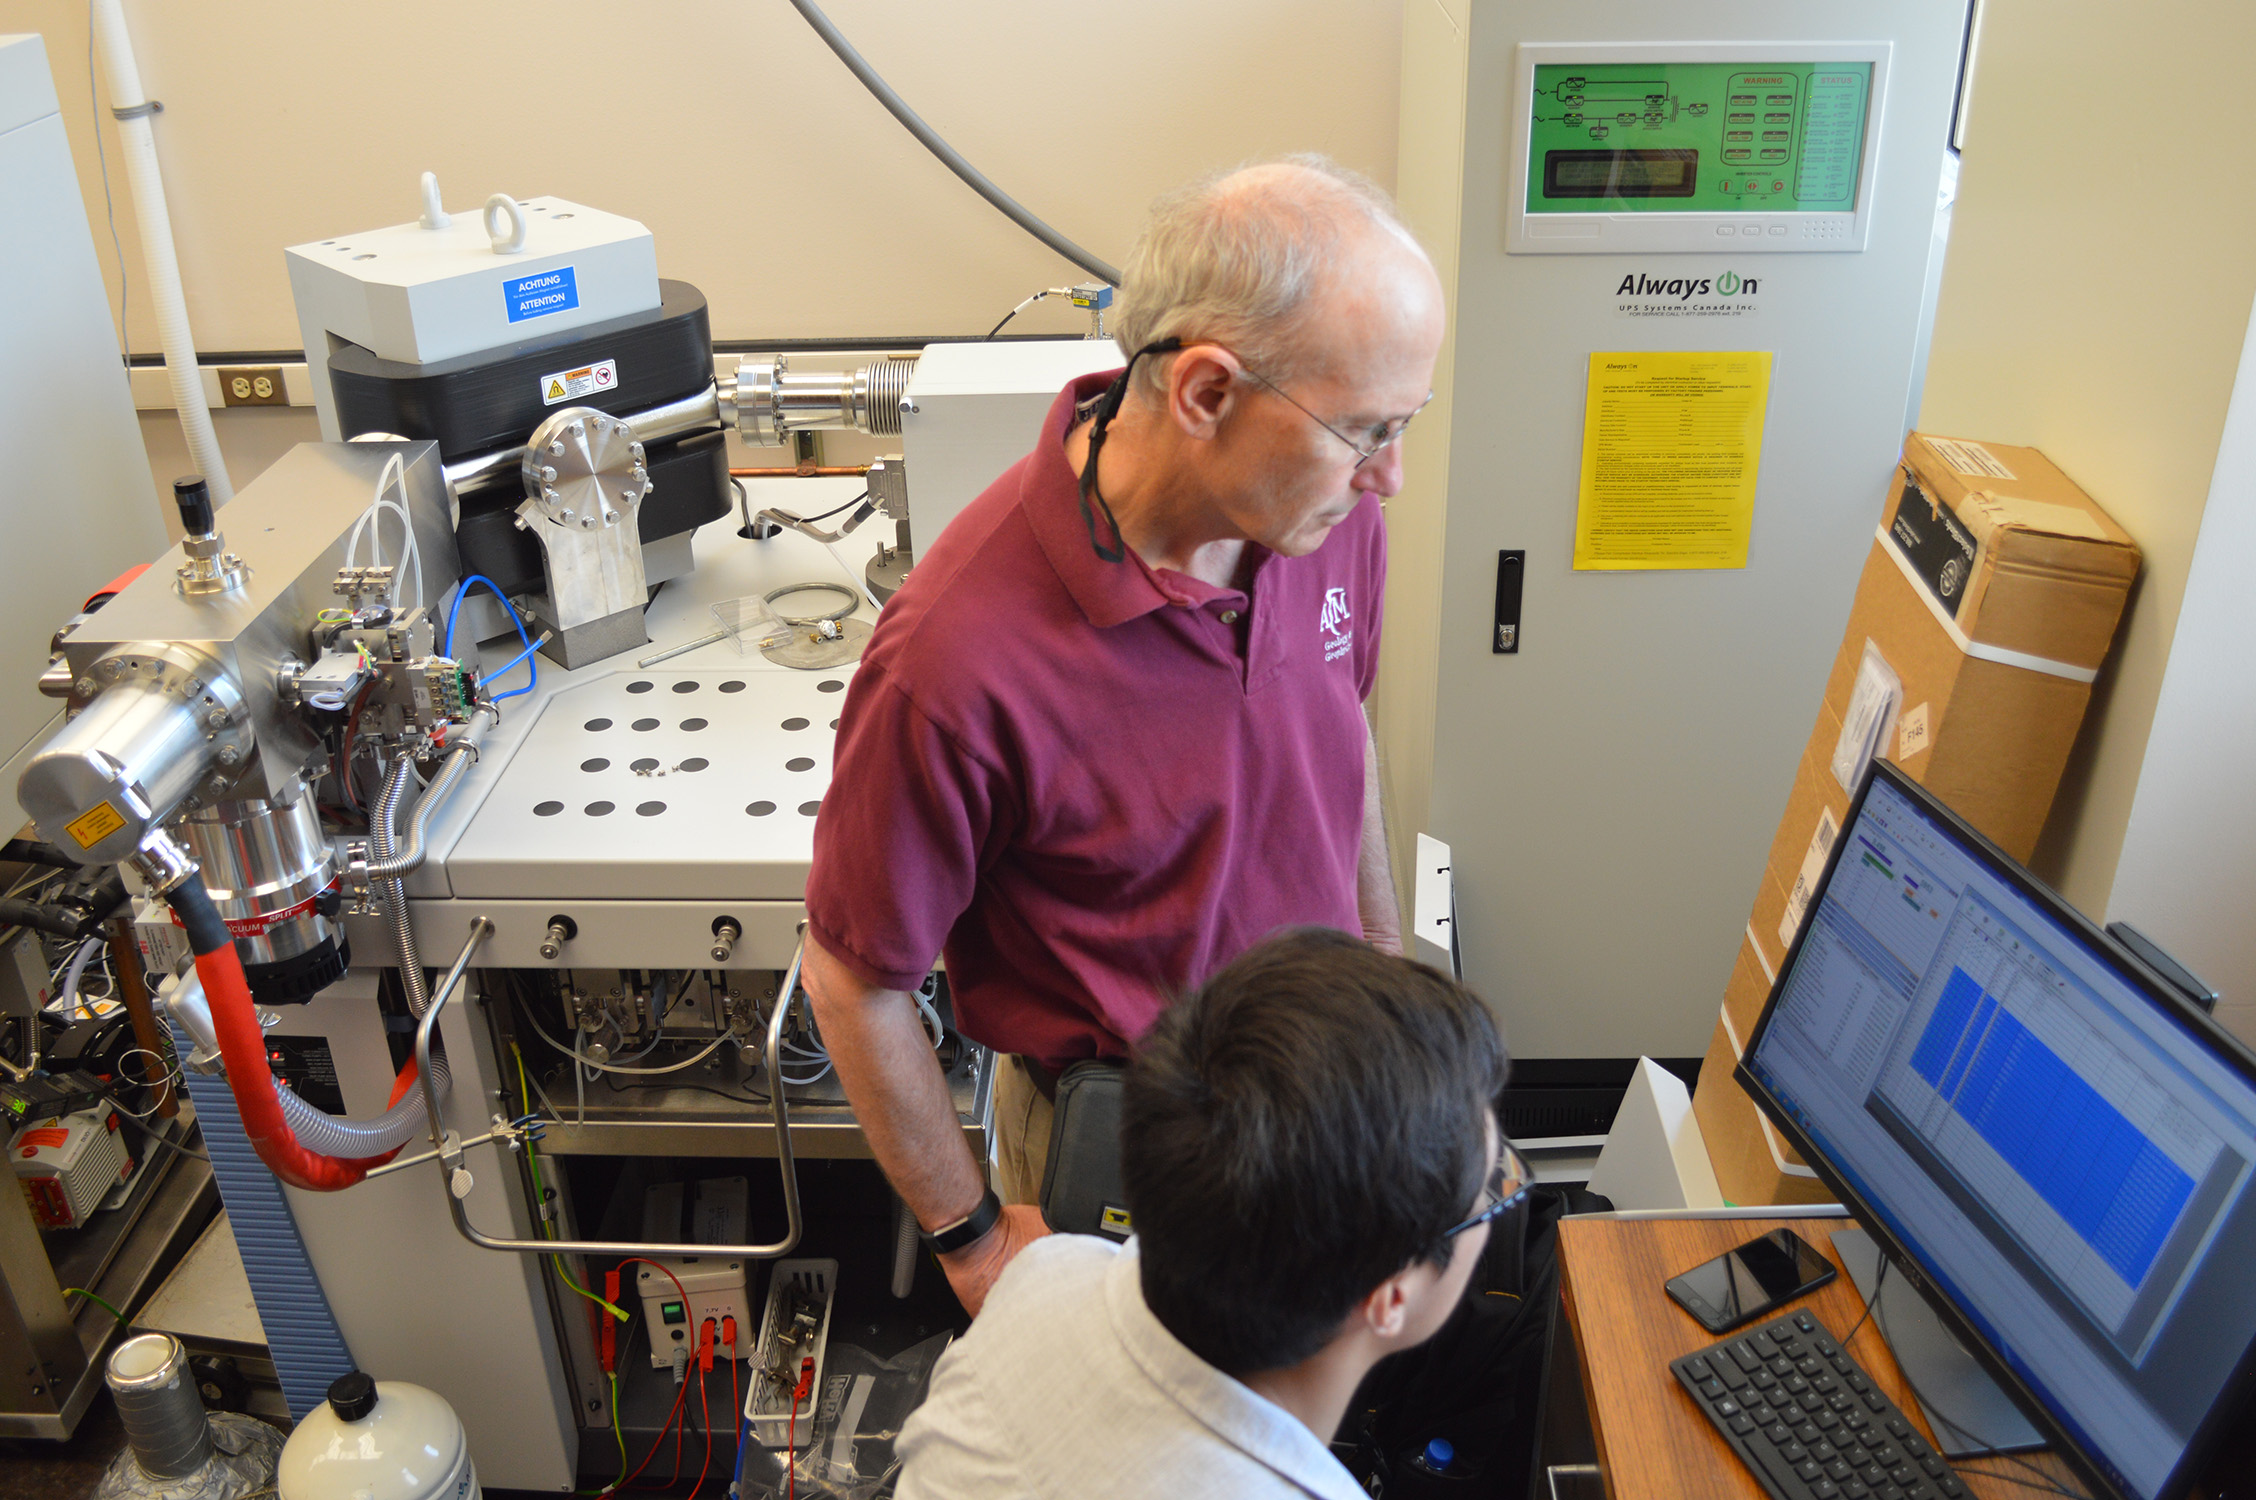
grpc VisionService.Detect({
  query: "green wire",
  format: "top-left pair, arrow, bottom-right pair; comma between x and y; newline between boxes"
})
63,1287 -> 126,1325
513,1044 -> 630,1324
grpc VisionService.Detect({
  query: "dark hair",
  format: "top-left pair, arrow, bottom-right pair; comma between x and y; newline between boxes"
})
1121,927 -> 1508,1377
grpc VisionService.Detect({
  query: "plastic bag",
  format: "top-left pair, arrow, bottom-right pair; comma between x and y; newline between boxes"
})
736,1331 -> 954,1500
712,595 -> 796,653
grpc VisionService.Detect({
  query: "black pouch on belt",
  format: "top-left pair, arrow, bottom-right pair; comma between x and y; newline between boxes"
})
1038,1060 -> 1132,1241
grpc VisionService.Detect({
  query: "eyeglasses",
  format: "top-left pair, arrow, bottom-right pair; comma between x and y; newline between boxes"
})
1445,1139 -> 1534,1239
1234,363 -> 1435,470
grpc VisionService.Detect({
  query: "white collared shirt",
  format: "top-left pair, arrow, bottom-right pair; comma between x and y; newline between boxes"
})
898,1235 -> 1367,1499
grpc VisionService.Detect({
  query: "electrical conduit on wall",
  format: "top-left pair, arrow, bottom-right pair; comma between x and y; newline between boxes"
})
88,0 -> 232,502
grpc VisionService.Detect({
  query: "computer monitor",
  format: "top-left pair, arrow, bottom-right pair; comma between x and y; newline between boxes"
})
1737,760 -> 2256,1500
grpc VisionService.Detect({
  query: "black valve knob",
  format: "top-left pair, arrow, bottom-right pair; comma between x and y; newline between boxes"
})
173,475 -> 214,537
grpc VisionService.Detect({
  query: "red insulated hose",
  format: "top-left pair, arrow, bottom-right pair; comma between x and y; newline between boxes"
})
171,873 -> 414,1191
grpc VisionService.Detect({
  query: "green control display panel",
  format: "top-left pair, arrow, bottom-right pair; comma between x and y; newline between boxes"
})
1527,62 -> 1873,214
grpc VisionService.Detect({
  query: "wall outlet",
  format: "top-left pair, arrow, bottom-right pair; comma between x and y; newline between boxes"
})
218,366 -> 288,406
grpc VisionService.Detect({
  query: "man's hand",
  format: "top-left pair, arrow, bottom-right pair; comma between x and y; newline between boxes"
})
938,1203 -> 1051,1317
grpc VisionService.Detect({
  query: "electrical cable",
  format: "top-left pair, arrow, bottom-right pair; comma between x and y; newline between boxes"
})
63,1286 -> 127,1325
769,492 -> 871,528
986,289 -> 1051,339
518,1000 -> 733,1076
687,1326 -> 714,1500
1862,1257 -> 2091,1500
613,1362 -> 688,1493
445,573 -> 537,701
113,1047 -> 184,1117
729,1400 -> 752,1500
785,0 -> 1121,285
515,1045 -> 632,1323
112,1101 -> 209,1162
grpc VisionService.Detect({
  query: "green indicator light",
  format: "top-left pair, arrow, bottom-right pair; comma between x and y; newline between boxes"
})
661,1301 -> 686,1324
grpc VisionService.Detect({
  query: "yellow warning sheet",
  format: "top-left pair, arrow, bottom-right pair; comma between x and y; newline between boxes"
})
1573,351 -> 1773,570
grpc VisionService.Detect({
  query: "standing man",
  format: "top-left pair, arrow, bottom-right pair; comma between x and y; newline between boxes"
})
803,156 -> 1447,1314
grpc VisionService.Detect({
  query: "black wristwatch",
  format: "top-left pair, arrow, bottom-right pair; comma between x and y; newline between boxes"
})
920,1187 -> 1003,1255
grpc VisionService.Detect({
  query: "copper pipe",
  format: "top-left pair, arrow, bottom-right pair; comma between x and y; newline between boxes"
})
108,916 -> 175,1117
728,465 -> 872,478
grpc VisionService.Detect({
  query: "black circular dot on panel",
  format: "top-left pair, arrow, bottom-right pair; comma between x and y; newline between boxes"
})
534,800 -> 564,817
672,680 -> 699,694
632,718 -> 659,731
817,680 -> 845,694
681,718 -> 708,732
680,758 -> 709,772
584,718 -> 612,731
719,680 -> 747,693
581,758 -> 609,773
747,801 -> 777,816
830,719 -> 840,730
786,757 -> 816,773
798,800 -> 823,817
781,717 -> 810,731
626,681 -> 654,694
631,757 -> 659,772
586,801 -> 615,817
636,801 -> 666,817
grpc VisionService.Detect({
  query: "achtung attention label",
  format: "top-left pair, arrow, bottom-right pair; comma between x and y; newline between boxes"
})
64,800 -> 126,850
539,358 -> 618,406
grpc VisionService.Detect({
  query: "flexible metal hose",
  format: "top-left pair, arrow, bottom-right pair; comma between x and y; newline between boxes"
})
786,0 -> 1120,285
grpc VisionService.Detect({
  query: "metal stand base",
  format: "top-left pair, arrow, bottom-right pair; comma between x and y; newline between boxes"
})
529,602 -> 649,669
1829,1227 -> 2044,1458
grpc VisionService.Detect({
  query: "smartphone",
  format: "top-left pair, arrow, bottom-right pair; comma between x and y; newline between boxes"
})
1664,1228 -> 1838,1333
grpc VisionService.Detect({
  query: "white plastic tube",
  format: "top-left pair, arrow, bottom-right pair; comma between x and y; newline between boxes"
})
88,0 -> 233,503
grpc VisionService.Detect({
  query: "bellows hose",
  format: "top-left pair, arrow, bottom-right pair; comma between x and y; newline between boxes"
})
164,871 -> 404,1190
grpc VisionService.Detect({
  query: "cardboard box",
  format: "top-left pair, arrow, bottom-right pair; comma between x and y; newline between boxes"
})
1694,998 -> 1835,1206
1695,433 -> 2139,1205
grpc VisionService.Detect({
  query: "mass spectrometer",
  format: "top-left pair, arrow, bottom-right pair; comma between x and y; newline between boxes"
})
7,188 -> 1091,1484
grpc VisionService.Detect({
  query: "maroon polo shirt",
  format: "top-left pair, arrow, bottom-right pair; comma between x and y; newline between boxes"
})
804,372 -> 1384,1071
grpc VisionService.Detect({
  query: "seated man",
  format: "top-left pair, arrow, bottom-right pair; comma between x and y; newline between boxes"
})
897,927 -> 1520,1497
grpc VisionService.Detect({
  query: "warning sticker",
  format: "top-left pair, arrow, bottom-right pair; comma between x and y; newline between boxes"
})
539,358 -> 618,407
64,800 -> 126,850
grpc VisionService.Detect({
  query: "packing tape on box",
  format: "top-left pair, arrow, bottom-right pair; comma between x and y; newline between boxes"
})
1875,525 -> 2100,684
1721,930 -> 1822,1180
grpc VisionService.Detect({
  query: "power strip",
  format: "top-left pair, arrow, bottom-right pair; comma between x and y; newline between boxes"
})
746,1258 -> 837,1449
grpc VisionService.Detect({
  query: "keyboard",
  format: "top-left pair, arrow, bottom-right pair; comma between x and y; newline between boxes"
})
1671,1308 -> 1966,1500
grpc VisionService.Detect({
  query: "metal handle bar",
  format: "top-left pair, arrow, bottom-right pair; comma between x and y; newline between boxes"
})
414,916 -> 804,1260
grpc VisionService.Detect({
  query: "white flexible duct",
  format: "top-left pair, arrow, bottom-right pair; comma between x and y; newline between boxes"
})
160,965 -> 431,1156
88,0 -> 233,502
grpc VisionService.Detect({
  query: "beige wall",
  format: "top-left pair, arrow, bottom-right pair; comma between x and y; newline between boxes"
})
4,0 -> 1404,354
1375,0 -> 1467,904
1916,0 -> 2256,918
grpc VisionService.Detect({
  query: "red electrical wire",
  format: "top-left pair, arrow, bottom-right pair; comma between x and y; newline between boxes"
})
615,1368 -> 687,1493
686,1330 -> 713,1500
728,1347 -> 741,1492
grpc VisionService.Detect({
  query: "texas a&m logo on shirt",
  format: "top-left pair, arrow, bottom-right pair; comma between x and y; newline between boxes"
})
1320,587 -> 1354,662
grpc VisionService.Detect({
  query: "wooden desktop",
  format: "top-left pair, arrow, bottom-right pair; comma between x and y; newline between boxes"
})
1555,1214 -> 2087,1500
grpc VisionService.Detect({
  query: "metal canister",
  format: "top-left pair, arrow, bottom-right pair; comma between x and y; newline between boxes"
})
175,793 -> 346,1003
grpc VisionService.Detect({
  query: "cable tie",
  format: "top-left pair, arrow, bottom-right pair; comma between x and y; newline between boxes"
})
110,100 -> 162,121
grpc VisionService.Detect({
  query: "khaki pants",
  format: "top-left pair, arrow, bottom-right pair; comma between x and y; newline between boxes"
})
991,1054 -> 1056,1207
